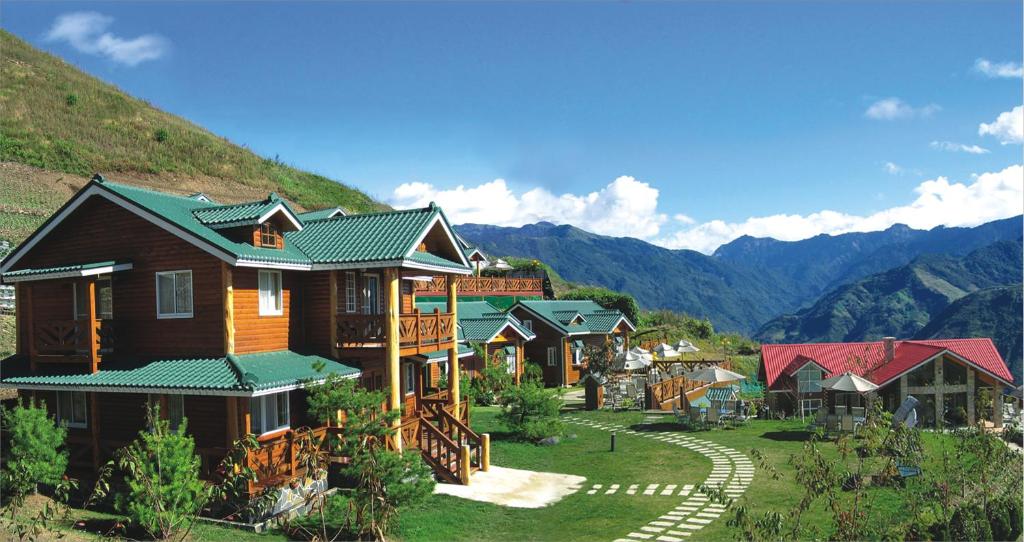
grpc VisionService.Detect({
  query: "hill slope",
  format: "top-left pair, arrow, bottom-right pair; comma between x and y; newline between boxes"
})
754,239 -> 1023,344
457,221 -> 793,333
0,30 -> 387,244
914,284 -> 1023,382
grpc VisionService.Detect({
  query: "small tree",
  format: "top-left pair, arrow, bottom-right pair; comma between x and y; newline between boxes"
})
303,374 -> 434,539
0,399 -> 68,500
112,406 -> 207,540
499,377 -> 565,441
469,348 -> 514,406
581,341 -> 614,379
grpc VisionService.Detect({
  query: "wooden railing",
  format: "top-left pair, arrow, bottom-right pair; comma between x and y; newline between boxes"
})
399,417 -> 422,450
434,407 -> 482,471
398,309 -> 455,354
418,420 -> 463,484
246,427 -> 328,489
32,319 -> 113,367
414,276 -> 544,296
647,375 -> 704,409
336,310 -> 455,354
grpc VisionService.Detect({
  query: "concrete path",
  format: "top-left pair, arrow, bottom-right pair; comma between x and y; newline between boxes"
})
564,416 -> 753,541
434,465 -> 587,508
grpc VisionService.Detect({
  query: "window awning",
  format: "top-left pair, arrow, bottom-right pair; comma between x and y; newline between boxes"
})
572,340 -> 585,349
1,261 -> 133,283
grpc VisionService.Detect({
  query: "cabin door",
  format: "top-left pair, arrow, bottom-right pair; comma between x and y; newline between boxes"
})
362,274 -> 381,315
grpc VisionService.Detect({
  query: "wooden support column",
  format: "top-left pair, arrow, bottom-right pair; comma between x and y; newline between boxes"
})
89,393 -> 100,471
966,368 -> 976,425
329,271 -> 339,358
14,283 -> 23,355
241,396 -> 252,435
447,274 -> 460,419
899,375 -> 908,404
993,387 -> 1003,428
23,284 -> 35,371
515,341 -> 524,385
222,263 -> 235,355
85,278 -> 99,373
459,444 -> 471,484
226,397 -> 239,446
481,433 -> 491,471
384,268 -> 402,451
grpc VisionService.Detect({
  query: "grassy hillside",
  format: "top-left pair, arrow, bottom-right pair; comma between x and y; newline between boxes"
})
0,30 -> 388,244
755,240 -> 1023,343
914,284 -> 1023,382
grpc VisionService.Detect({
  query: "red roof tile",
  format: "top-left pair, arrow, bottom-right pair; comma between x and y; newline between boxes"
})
761,338 -> 1012,390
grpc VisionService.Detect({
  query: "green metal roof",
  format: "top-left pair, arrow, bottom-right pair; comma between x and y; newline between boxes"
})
297,207 -> 345,221
705,386 -> 738,403
96,180 -> 312,266
413,344 -> 475,362
417,301 -> 534,343
193,193 -> 299,228
514,300 -> 634,335
406,251 -> 467,271
0,351 -> 358,394
2,260 -> 125,279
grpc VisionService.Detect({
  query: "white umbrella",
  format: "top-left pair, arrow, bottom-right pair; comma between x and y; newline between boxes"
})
684,366 -> 746,383
629,346 -> 650,355
819,371 -> 878,393
613,350 -> 652,371
489,258 -> 513,270
653,343 -> 678,358
675,340 -> 700,353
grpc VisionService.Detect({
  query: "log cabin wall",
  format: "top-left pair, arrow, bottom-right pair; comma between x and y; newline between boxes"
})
302,271 -> 333,357
232,268 -> 296,354
510,307 -> 565,387
16,196 -> 225,359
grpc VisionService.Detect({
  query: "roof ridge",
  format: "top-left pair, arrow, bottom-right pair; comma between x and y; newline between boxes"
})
93,177 -> 218,207
310,204 -> 434,222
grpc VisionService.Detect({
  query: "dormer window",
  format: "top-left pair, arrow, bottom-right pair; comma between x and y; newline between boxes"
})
258,222 -> 282,249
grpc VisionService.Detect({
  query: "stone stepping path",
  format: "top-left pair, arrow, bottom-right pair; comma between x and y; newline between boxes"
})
564,416 -> 753,541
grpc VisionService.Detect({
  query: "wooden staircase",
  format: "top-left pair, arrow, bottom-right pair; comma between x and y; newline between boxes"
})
405,402 -> 484,484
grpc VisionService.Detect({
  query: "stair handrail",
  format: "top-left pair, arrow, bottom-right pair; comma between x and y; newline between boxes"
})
434,406 -> 482,468
418,418 -> 462,483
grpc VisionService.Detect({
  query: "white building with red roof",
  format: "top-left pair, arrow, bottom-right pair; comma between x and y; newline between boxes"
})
760,337 -> 1013,427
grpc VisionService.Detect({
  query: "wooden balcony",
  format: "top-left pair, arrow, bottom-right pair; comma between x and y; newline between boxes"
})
245,427 -> 331,490
336,308 -> 455,356
30,319 -> 114,371
414,276 -> 544,297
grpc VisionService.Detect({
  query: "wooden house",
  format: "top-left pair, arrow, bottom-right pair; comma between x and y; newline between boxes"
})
761,338 -> 1014,427
508,300 -> 635,387
0,175 -> 487,495
418,300 -> 535,385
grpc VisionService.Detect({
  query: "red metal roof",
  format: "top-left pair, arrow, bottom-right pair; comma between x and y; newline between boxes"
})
761,338 -> 1012,390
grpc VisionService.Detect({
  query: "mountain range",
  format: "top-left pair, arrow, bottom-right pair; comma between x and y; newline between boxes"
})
457,217 -> 1023,335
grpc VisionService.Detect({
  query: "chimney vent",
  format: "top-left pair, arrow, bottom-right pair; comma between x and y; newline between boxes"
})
883,337 -> 896,362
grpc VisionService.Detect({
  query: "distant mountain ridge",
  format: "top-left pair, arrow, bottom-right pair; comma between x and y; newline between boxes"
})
754,239 -> 1022,344
457,216 -> 1023,334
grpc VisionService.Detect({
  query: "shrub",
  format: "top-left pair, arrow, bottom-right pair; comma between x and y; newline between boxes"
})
1002,420 -> 1023,446
987,497 -> 1022,541
949,504 -> 993,542
65,93 -> 78,106
469,353 -> 513,406
113,407 -> 207,539
154,128 -> 169,142
499,379 -> 565,441
0,399 -> 68,499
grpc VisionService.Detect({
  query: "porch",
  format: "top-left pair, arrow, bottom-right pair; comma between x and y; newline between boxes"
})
414,275 -> 544,298
335,308 -> 456,356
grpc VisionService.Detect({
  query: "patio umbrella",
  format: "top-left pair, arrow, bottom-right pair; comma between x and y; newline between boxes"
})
613,350 -> 651,371
819,371 -> 878,393
675,340 -> 700,353
653,343 -> 678,358
684,366 -> 746,383
489,258 -> 513,270
629,346 -> 650,356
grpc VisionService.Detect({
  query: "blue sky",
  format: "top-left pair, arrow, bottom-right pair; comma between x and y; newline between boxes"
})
4,1 -> 1022,252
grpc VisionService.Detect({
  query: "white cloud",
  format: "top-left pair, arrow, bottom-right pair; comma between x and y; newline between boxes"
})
929,141 -> 990,154
978,105 -> 1024,144
673,213 -> 696,225
45,12 -> 167,66
390,176 -> 668,239
973,58 -> 1024,79
864,97 -> 940,120
883,162 -> 904,175
655,164 -> 1024,253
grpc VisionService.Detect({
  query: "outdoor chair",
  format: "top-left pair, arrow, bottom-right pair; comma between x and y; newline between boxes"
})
835,405 -> 848,416
707,407 -> 720,426
825,415 -> 840,435
808,408 -> 828,430
725,400 -> 737,413
851,406 -> 866,419
840,415 -> 855,435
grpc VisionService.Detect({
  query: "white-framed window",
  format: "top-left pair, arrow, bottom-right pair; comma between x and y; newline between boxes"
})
403,362 -> 416,395
523,319 -> 533,331
796,365 -> 822,393
506,349 -> 517,375
801,399 -> 822,418
74,278 -> 113,320
362,274 -> 381,315
56,391 -> 87,428
250,392 -> 290,435
155,270 -> 193,319
547,346 -> 557,367
258,270 -> 283,316
344,272 -> 356,313
573,347 -> 584,365
147,394 -> 185,431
